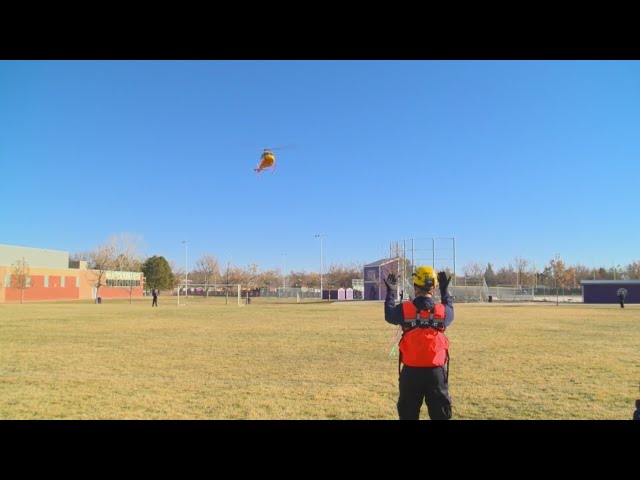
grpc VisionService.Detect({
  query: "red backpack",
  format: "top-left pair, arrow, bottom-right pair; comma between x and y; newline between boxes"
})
399,302 -> 450,368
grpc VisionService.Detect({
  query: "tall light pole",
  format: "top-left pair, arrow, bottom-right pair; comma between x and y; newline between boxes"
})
281,253 -> 287,290
314,234 -> 327,299
182,240 -> 188,298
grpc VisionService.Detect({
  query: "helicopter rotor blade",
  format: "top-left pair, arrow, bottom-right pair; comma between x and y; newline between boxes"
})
265,144 -> 295,151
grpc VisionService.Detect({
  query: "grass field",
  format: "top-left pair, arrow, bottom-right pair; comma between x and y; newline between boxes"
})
0,297 -> 638,419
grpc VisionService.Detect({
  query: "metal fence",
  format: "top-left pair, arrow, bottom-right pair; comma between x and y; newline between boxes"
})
259,287 -> 321,299
485,286 -> 583,303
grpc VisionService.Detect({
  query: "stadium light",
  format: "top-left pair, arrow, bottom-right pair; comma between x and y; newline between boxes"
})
182,240 -> 188,298
314,234 -> 327,299
282,253 -> 287,290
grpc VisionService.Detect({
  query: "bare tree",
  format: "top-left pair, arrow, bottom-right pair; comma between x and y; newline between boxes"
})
513,257 -> 529,287
548,254 -> 567,305
10,257 -> 31,303
258,268 -> 282,290
626,261 -> 640,279
287,270 -> 308,288
303,271 -> 320,288
194,255 -> 220,296
325,262 -> 362,289
573,264 -> 594,283
115,255 -> 142,304
108,234 -> 144,304
169,260 -> 184,290
226,264 -> 249,285
565,266 -> 577,289
87,244 -> 116,303
495,266 -> 516,285
244,263 -> 260,290
108,233 -> 146,267
463,261 -> 484,278
529,262 -> 539,287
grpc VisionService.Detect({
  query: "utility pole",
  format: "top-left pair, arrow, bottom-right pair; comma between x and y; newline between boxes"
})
182,240 -> 188,299
314,234 -> 327,299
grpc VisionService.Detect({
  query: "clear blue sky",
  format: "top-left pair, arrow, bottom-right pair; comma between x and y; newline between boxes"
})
1,60 -> 638,275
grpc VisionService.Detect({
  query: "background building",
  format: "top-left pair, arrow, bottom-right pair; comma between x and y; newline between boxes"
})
581,279 -> 639,304
363,258 -> 398,301
0,244 -> 143,303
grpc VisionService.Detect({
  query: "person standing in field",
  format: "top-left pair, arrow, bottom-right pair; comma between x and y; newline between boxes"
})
384,266 -> 455,420
152,288 -> 159,307
617,288 -> 627,308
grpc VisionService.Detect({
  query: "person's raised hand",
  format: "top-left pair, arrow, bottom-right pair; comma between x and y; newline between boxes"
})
437,271 -> 451,297
383,273 -> 398,291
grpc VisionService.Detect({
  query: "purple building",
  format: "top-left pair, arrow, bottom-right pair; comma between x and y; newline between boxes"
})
581,280 -> 639,304
364,258 -> 398,301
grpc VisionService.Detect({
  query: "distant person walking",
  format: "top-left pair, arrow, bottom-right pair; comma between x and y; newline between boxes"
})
617,288 -> 627,309
152,288 -> 159,307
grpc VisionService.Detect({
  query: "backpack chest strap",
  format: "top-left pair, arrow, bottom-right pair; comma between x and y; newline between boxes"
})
404,309 -> 446,331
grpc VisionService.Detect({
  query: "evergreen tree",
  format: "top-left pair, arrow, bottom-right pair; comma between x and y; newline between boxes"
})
484,262 -> 496,286
141,256 -> 174,290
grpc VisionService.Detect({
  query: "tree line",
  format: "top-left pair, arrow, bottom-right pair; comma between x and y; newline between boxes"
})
71,234 -> 363,294
69,234 -> 640,296
462,255 -> 640,289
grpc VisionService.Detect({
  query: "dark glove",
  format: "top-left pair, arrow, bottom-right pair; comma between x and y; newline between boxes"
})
383,273 -> 397,291
437,271 -> 451,298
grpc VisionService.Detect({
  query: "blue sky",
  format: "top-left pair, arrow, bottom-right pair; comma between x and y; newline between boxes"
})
1,60 -> 638,275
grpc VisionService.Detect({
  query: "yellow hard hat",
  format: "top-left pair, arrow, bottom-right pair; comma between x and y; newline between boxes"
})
413,266 -> 438,289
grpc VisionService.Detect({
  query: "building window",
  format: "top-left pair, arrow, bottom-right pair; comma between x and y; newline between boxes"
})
44,275 -> 49,287
26,276 -> 31,287
5,274 -> 10,287
61,276 -> 65,288
76,276 -> 80,288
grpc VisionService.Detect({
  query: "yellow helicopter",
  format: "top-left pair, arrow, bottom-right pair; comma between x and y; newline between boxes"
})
253,146 -> 290,174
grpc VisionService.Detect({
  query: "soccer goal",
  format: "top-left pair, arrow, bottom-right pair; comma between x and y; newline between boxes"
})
450,276 -> 490,302
178,283 -> 242,306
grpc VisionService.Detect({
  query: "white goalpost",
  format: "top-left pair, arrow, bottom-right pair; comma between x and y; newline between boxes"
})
178,283 -> 242,306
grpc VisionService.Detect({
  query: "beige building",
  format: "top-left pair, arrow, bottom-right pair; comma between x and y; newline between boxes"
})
0,244 -> 143,303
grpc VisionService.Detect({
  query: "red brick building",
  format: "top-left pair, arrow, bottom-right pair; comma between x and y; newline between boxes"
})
0,244 -> 143,303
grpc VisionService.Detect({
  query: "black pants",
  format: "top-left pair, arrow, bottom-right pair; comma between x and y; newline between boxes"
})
398,365 -> 452,420
152,297 -> 158,307
620,298 -> 625,308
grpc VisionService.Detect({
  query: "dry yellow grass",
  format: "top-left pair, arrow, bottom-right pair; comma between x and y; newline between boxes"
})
0,298 -> 637,419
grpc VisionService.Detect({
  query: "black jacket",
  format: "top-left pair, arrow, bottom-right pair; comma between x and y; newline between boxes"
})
384,289 -> 454,329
